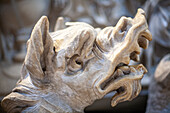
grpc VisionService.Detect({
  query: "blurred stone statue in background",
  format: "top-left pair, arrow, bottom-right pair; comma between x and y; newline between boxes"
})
62,0 -> 146,27
0,0 -> 50,98
144,1 -> 170,113
146,54 -> 170,113
143,0 -> 170,76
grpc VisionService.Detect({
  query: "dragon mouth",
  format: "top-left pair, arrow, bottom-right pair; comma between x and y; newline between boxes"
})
100,63 -> 146,90
101,63 -> 144,91
100,62 -> 147,107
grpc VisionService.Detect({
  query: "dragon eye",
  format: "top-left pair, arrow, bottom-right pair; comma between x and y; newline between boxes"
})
75,60 -> 82,65
67,55 -> 83,74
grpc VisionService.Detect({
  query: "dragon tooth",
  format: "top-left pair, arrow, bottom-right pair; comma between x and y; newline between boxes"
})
119,66 -> 130,72
117,69 -> 124,76
136,64 -> 147,74
141,29 -> 152,41
130,52 -> 140,62
130,67 -> 137,73
134,43 -> 140,54
138,36 -> 148,49
133,54 -> 140,62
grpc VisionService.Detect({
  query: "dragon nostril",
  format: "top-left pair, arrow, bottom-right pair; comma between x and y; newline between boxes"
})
130,51 -> 140,62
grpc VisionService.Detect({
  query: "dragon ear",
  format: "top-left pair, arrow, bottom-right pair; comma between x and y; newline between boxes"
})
22,16 -> 54,86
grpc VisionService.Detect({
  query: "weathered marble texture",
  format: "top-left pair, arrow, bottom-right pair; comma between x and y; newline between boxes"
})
146,54 -> 170,113
1,9 -> 152,113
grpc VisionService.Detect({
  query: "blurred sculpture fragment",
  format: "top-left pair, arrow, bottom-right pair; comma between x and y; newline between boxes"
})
143,0 -> 170,75
0,0 -> 51,97
1,9 -> 152,113
62,0 -> 146,27
146,54 -> 170,113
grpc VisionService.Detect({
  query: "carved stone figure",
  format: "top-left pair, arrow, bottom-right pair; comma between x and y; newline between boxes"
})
1,9 -> 152,113
146,54 -> 170,113
0,0 -> 146,98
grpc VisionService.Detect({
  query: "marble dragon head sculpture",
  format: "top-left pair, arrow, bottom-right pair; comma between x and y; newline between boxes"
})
1,9 -> 152,113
